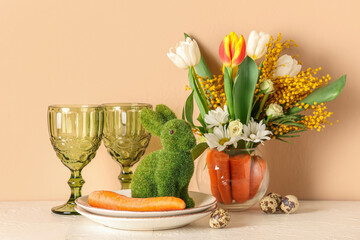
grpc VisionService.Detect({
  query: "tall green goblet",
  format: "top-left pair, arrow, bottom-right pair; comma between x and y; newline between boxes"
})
48,105 -> 104,215
102,103 -> 151,189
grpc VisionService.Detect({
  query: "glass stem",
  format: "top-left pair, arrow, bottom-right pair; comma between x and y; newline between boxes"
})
67,170 -> 85,203
119,166 -> 133,189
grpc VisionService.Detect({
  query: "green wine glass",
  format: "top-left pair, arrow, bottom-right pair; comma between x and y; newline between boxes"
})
48,104 -> 104,215
102,103 -> 152,189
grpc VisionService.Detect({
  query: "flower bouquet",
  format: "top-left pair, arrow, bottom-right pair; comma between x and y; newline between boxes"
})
167,31 -> 346,210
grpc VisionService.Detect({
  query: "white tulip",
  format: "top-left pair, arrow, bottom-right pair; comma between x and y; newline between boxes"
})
228,120 -> 243,137
246,30 -> 270,60
266,103 -> 284,117
260,79 -> 274,94
273,54 -> 302,78
167,37 -> 201,69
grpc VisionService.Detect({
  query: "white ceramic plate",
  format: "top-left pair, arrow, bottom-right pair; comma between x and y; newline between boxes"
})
75,204 -> 216,231
75,189 -> 217,217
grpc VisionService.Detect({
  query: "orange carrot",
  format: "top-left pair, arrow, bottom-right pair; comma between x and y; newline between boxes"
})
206,150 -> 223,203
230,153 -> 251,203
88,191 -> 185,211
249,156 -> 267,199
214,151 -> 232,204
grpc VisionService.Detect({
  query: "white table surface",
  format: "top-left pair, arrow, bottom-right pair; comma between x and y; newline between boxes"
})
0,201 -> 359,240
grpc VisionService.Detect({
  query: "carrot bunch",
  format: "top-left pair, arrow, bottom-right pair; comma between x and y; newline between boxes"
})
206,149 -> 266,204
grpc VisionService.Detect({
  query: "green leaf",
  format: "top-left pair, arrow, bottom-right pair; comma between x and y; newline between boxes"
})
184,33 -> 212,78
197,126 -> 206,134
182,106 -> 185,120
276,138 -> 292,144
287,129 -> 306,134
188,69 -> 208,119
185,91 -> 194,126
191,142 -> 208,160
197,114 -> 206,129
270,114 -> 304,125
195,57 -> 213,79
233,56 -> 259,124
288,74 -> 346,114
281,122 -> 306,127
224,67 -> 234,119
278,134 -> 301,138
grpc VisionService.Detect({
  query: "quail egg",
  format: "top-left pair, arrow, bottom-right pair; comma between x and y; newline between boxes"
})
280,195 -> 299,214
267,192 -> 282,205
259,196 -> 278,214
209,208 -> 230,229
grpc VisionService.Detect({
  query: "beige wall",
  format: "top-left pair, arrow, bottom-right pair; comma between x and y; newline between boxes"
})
0,0 -> 359,201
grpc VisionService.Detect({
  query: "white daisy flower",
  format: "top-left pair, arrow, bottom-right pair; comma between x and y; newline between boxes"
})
204,105 -> 229,129
204,125 -> 240,151
241,118 -> 272,144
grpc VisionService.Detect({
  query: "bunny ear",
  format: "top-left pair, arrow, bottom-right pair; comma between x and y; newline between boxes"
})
140,108 -> 166,136
155,104 -> 177,122
141,105 -> 177,136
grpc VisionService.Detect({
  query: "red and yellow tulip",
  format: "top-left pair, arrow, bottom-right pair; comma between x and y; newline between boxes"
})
219,32 -> 246,68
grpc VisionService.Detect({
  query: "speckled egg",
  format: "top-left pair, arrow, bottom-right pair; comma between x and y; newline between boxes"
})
267,192 -> 282,205
259,196 -> 278,214
280,195 -> 299,214
209,208 -> 230,229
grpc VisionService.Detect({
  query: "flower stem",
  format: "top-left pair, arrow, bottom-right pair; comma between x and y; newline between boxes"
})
192,67 -> 209,113
224,66 -> 234,119
252,92 -> 262,110
256,94 -> 269,119
265,116 -> 271,125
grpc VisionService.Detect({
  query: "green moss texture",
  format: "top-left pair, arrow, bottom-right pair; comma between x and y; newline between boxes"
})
131,104 -> 196,208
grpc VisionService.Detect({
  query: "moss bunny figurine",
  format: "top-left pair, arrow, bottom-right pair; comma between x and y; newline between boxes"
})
131,104 -> 196,208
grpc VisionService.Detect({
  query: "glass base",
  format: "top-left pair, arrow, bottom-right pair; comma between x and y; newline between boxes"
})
51,202 -> 79,215
218,172 -> 269,211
